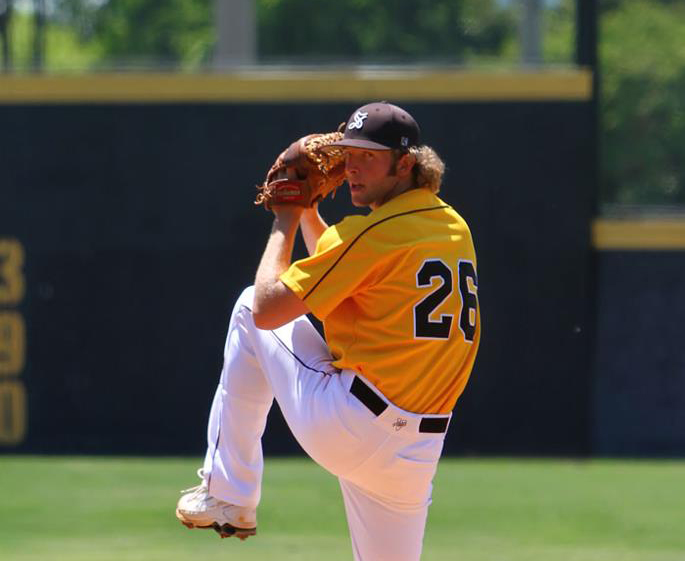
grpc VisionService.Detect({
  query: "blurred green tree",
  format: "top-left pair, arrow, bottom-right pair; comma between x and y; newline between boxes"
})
52,0 -> 100,38
6,0 -> 519,71
601,0 -> 685,205
257,0 -> 513,63
91,0 -> 212,68
49,0 -> 514,67
0,0 -> 14,71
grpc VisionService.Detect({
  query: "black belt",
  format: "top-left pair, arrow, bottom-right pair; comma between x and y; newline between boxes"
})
350,376 -> 449,434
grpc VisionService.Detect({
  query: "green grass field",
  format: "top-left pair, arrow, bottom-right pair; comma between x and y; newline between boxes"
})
1,456 -> 683,561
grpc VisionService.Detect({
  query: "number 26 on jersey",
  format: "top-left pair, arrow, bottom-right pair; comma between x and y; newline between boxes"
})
414,259 -> 479,342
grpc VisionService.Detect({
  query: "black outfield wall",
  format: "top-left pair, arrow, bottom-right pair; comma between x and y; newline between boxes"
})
0,71 -> 596,456
592,221 -> 685,456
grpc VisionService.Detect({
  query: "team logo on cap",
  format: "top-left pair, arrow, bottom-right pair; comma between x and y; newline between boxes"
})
392,418 -> 408,431
348,111 -> 369,130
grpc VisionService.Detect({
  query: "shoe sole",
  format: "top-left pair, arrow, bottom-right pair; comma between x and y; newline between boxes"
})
175,508 -> 256,541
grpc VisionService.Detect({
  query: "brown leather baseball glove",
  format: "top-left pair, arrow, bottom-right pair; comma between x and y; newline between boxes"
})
255,132 -> 346,210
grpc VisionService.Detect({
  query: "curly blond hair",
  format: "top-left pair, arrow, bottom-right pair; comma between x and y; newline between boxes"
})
409,145 -> 445,193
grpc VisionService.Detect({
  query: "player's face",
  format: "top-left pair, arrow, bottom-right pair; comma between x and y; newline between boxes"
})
344,148 -> 400,209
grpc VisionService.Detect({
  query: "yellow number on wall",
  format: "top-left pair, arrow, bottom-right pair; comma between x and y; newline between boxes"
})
0,312 -> 25,376
0,380 -> 27,445
0,239 -> 25,306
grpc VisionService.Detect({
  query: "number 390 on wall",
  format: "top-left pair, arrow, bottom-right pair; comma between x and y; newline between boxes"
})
0,238 -> 27,446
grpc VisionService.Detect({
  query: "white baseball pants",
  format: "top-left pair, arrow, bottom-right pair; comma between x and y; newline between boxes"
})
202,287 -> 449,561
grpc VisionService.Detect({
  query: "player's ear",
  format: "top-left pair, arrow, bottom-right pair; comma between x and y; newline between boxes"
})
397,153 -> 416,177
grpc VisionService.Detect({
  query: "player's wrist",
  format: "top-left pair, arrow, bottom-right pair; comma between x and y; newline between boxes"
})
300,204 -> 320,221
272,206 -> 304,230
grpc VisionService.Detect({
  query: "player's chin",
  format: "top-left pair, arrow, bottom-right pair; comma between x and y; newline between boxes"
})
349,184 -> 367,207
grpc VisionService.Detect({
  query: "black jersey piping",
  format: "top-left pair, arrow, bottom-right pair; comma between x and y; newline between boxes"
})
240,304 -> 330,376
303,205 -> 449,301
269,329 -> 331,376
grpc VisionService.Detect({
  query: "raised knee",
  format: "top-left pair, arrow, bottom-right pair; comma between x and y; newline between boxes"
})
237,285 -> 256,310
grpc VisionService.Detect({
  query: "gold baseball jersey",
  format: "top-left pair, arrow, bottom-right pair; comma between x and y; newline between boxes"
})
280,188 -> 480,414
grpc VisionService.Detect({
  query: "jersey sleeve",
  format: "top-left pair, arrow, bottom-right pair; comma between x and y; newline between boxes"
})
280,217 -> 380,320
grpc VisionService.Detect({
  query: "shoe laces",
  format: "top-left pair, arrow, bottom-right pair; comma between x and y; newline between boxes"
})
180,468 -> 208,494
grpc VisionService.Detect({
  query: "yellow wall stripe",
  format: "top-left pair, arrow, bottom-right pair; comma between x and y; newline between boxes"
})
0,69 -> 592,104
593,219 -> 685,250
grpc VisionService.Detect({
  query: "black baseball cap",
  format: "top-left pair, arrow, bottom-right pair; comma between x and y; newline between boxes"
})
332,102 -> 420,151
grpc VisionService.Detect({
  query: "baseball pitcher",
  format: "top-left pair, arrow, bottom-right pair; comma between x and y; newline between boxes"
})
175,101 -> 481,561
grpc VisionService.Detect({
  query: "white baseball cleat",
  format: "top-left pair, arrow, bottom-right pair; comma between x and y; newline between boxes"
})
176,472 -> 257,540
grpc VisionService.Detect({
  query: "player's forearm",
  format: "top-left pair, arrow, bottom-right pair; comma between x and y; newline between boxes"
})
253,210 -> 309,329
255,214 -> 299,299
300,207 -> 328,256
